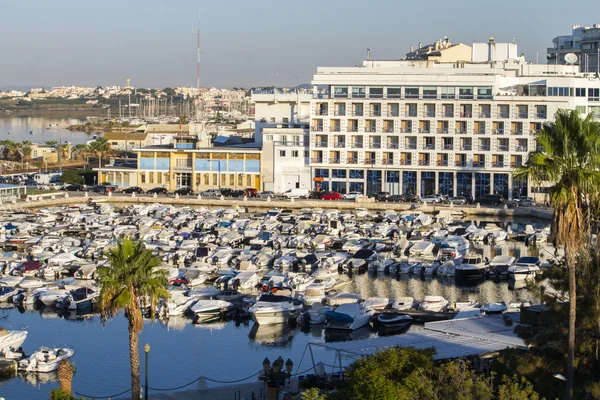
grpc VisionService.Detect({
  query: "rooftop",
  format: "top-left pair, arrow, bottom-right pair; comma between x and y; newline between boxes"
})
104,131 -> 147,141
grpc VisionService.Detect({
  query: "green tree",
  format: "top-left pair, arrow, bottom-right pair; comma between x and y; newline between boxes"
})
60,170 -> 83,185
87,137 -> 110,159
301,388 -> 326,400
45,140 -> 59,148
21,140 -> 32,161
98,239 -> 168,400
71,144 -> 89,160
515,109 -> 600,400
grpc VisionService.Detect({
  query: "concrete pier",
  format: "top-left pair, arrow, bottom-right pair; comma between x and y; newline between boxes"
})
0,359 -> 17,379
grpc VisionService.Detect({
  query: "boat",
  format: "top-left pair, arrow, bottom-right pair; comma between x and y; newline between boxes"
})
163,292 -> 197,317
408,240 -> 435,257
18,347 -> 76,373
191,299 -> 232,323
0,286 -> 22,302
508,257 -> 541,281
55,287 -> 98,311
391,297 -> 415,311
325,303 -> 374,331
298,302 -> 333,325
455,254 -> 488,281
363,297 -> 389,311
0,327 -> 28,355
248,287 -> 303,325
418,296 -> 449,312
481,302 -> 507,314
488,256 -> 516,280
37,289 -> 71,307
377,313 -> 413,334
326,293 -> 361,306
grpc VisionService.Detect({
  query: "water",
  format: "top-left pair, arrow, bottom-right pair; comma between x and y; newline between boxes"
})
0,273 -> 535,400
0,117 -> 99,145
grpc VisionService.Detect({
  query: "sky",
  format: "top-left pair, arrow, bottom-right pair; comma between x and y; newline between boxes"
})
2,0 -> 600,89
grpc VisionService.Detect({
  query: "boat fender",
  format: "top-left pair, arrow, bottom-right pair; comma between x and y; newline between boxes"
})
262,284 -> 268,292
271,287 -> 278,293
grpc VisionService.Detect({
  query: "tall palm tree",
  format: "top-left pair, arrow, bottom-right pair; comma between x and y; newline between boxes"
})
516,109 -> 600,400
98,239 -> 168,400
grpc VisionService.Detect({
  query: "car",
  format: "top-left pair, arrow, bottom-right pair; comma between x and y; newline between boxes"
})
64,184 -> 85,192
88,185 -> 109,194
477,194 -> 505,206
147,187 -> 168,195
243,188 -> 258,197
513,196 -> 536,207
320,191 -> 342,200
374,192 -> 391,201
174,187 -> 194,196
230,190 -> 245,197
257,191 -> 276,199
201,189 -> 222,196
419,194 -> 442,203
220,188 -> 233,197
389,194 -> 406,202
122,186 -> 144,194
283,188 -> 310,199
100,182 -> 117,192
342,191 -> 364,200
445,196 -> 467,205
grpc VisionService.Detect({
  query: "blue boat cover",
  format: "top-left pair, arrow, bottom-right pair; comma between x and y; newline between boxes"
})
325,311 -> 355,324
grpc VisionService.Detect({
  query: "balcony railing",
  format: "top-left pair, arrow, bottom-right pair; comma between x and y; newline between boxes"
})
444,111 -> 454,117
330,126 -> 341,132
387,143 -> 399,149
371,111 -> 382,117
364,158 -> 376,164
315,142 -> 328,148
419,128 -> 431,133
536,113 -> 547,119
406,144 -> 417,150
369,143 -> 382,149
456,129 -> 467,134
365,127 -> 377,133
511,130 -> 523,135
460,112 -> 472,118
310,158 -> 323,163
473,161 -> 485,167
437,128 -> 449,134
499,112 -> 509,118
351,142 -> 363,148
312,126 -> 324,132
437,160 -> 449,166
516,146 -> 527,152
369,93 -> 383,99
349,126 -> 359,132
493,129 -> 504,135
456,161 -> 467,167
423,144 -> 435,150
400,159 -> 412,165
333,110 -> 346,116
479,113 -> 491,118
334,142 -> 345,148
418,160 -> 430,166
443,144 -> 453,150
351,111 -> 364,117
510,162 -> 523,168
480,145 -> 490,151
330,158 -> 341,164
498,145 -> 509,151
382,159 -> 394,165
347,158 -> 358,164
407,112 -> 418,117
399,128 -> 413,133
474,129 -> 486,135
461,145 -> 472,150
518,113 -> 528,119
333,92 -> 348,98
318,110 -> 328,116
384,127 -> 394,133
492,161 -> 505,168
389,111 -> 400,117
426,112 -> 436,117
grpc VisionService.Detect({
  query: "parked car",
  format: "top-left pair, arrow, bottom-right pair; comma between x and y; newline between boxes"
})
257,191 -> 276,199
100,182 -> 117,192
147,187 -> 168,195
201,189 -> 221,196
320,191 -> 342,200
174,187 -> 194,196
282,188 -> 310,199
230,190 -> 245,197
512,196 -> 536,207
122,186 -> 144,194
342,191 -> 364,200
88,185 -> 109,194
419,194 -> 442,203
220,188 -> 233,197
477,194 -> 505,206
64,184 -> 86,192
403,193 -> 419,202
444,196 -> 467,205
374,192 -> 391,201
389,194 -> 406,202
243,188 -> 258,197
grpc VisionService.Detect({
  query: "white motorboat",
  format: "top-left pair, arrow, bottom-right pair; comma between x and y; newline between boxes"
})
191,299 -> 232,323
377,313 -> 413,333
164,292 -> 198,317
509,257 -> 541,281
18,276 -> 46,289
391,297 -> 415,311
37,289 -> 71,307
248,288 -> 303,325
0,286 -> 22,302
300,302 -> 333,325
418,296 -> 449,312
488,256 -> 516,279
325,303 -> 374,331
18,347 -> 75,373
481,302 -> 508,314
363,297 -> 389,311
436,260 -> 456,277
326,293 -> 361,306
74,264 -> 97,280
230,271 -> 260,290
302,284 -> 327,305
409,240 -> 435,257
0,327 -> 28,355
455,254 -> 488,281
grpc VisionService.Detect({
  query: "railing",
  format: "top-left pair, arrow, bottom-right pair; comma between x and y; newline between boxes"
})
389,111 -> 400,117
384,126 -> 394,133
334,142 -> 345,148
536,113 -> 547,119
371,111 -> 382,117
351,142 -> 363,148
443,144 -> 453,150
310,158 -> 323,163
419,128 -> 431,133
319,110 -> 328,116
347,158 -> 358,164
351,111 -> 364,117
460,113 -> 472,118
349,126 -> 359,132
473,161 -> 485,167
459,95 -> 474,100
444,112 -> 454,117
440,94 -> 456,99
334,93 -> 349,98
493,129 -> 504,135
351,93 -> 366,98
312,126 -> 324,132
437,160 -> 449,166
315,142 -> 328,148
364,158 -> 376,164
399,128 -> 413,133
407,112 -> 418,117
511,130 -> 523,135
456,129 -> 467,134
330,158 -> 341,164
461,145 -> 472,150
405,93 -> 419,99
498,146 -> 509,151
492,161 -> 505,168
406,144 -> 417,149
369,143 -> 381,149
387,143 -> 399,149
510,162 -> 523,168
516,146 -> 527,152
369,93 -> 383,99
382,159 -> 394,165
365,127 -> 377,133
480,145 -> 490,151
387,93 -> 401,99
437,128 -> 448,134
423,144 -> 435,150
518,113 -> 528,119
333,110 -> 345,116
418,160 -> 430,166
426,112 -> 436,117
456,161 -> 467,167
330,127 -> 341,132
499,112 -> 509,118
400,159 -> 412,165
474,129 -> 486,135
479,113 -> 491,118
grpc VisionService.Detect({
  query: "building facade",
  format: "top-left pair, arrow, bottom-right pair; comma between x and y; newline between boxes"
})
309,42 -> 600,200
548,24 -> 600,72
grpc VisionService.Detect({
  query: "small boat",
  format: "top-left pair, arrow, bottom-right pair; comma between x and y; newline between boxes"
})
0,327 -> 28,355
377,313 -> 413,333
363,297 -> 389,311
509,257 -> 541,281
418,296 -> 449,312
391,297 -> 415,311
481,302 -> 507,314
18,347 -> 76,373
455,254 -> 488,281
326,293 -> 361,306
37,289 -> 71,307
298,302 -> 332,325
488,256 -> 516,280
0,286 -> 22,302
325,303 -> 374,331
191,299 -> 232,323
248,287 -> 303,325
409,240 -> 435,257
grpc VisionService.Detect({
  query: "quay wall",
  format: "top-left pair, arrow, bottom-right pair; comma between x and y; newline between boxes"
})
0,195 -> 553,220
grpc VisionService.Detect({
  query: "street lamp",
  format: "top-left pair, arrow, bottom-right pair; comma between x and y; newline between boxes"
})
144,344 -> 150,400
261,356 -> 294,400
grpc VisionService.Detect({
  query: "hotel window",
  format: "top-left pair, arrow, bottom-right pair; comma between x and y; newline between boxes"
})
576,88 -> 586,97
229,175 -> 235,185
459,87 -> 474,99
270,118 -> 276,123
140,173 -> 146,184
247,175 -> 252,186
196,174 -> 201,186
203,174 -> 209,185
369,87 -> 383,98
238,175 -> 243,186
279,150 -> 286,157
477,87 -> 492,99
332,169 -> 346,178
405,87 -> 419,99
157,173 -> 162,184
588,88 -> 600,101
292,150 -> 299,157
333,86 -> 348,98
280,135 -> 287,145
265,135 -> 273,141
352,86 -> 366,98
212,174 -> 218,185
282,118 -> 289,123
304,151 -> 309,157
387,87 -> 401,98
440,86 -> 455,99
423,86 -> 437,99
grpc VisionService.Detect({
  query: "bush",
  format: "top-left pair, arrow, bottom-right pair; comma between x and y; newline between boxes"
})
60,170 -> 83,185
49,388 -> 82,400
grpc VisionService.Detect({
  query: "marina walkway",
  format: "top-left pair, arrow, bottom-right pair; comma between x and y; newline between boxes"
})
148,381 -> 265,400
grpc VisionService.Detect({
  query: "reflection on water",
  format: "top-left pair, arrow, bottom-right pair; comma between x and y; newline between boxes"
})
0,117 -> 99,144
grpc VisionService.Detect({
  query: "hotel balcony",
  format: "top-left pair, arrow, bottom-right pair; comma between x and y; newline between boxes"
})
499,112 -> 509,118
473,161 -> 485,167
511,130 -> 523,135
315,141 -> 328,148
423,144 -> 435,150
460,145 -> 472,150
437,128 -> 448,134
443,144 -> 453,150
510,162 -> 523,168
330,158 -> 341,164
406,144 -> 417,150
348,126 -> 359,132
480,145 -> 490,151
418,160 -> 430,166
536,113 -> 547,119
399,128 -> 413,133
400,159 -> 412,166
479,113 -> 491,118
516,146 -> 527,152
369,143 -> 381,149
518,113 -> 529,119
312,126 -> 324,132
456,161 -> 467,167
498,145 -> 509,151
492,161 -> 504,168
437,160 -> 449,166
334,142 -> 345,148
493,129 -> 505,135
310,157 -> 323,163
347,158 -> 358,164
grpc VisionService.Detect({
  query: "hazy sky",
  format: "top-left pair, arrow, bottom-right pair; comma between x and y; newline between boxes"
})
2,0 -> 600,89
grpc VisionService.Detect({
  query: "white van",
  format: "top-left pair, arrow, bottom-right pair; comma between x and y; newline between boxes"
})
282,188 -> 310,199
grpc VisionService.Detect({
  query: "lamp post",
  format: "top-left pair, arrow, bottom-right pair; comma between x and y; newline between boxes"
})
144,344 -> 150,400
261,356 -> 293,400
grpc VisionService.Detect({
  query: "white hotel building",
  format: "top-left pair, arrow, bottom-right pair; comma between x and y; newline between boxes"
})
308,39 -> 600,200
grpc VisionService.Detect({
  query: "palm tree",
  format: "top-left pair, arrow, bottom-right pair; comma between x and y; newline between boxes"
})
516,109 -> 600,400
45,140 -> 59,148
98,239 -> 168,400
88,137 -> 110,160
71,144 -> 89,161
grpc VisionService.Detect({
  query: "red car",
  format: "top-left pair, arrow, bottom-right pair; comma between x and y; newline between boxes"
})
320,191 -> 342,200
243,188 -> 258,197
